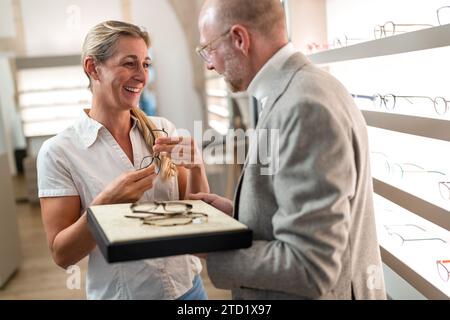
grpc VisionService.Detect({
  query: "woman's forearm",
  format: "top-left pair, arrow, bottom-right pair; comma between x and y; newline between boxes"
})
52,213 -> 96,269
51,194 -> 109,269
186,165 -> 210,195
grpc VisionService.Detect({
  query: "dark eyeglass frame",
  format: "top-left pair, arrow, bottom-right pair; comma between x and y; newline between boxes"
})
139,128 -> 169,174
196,28 -> 231,63
131,201 -> 194,215
125,201 -> 208,227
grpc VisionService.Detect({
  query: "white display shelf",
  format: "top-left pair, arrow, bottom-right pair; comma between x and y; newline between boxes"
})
307,24 -> 450,64
15,55 -> 81,69
375,195 -> 450,300
373,178 -> 450,231
362,111 -> 450,142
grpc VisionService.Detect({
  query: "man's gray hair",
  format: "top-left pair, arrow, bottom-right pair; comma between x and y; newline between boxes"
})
213,0 -> 287,36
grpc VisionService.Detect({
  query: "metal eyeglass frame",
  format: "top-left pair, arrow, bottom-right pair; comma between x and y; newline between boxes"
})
437,6 -> 450,26
332,35 -> 366,48
384,224 -> 446,245
439,181 -> 450,200
196,28 -> 231,63
436,260 -> 450,282
371,94 -> 450,116
374,21 -> 434,39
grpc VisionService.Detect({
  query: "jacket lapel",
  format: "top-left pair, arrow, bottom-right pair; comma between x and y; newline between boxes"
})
233,52 -> 310,219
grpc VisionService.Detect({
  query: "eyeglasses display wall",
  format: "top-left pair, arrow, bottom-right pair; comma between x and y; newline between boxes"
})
300,0 -> 450,299
374,194 -> 450,298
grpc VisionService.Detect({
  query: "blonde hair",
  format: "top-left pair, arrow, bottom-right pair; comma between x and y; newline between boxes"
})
82,20 -> 177,179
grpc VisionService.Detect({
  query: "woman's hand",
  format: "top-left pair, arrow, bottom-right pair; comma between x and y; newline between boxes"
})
153,136 -> 203,169
94,165 -> 157,205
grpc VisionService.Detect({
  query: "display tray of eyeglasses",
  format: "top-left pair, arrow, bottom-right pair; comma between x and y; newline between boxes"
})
87,200 -> 252,263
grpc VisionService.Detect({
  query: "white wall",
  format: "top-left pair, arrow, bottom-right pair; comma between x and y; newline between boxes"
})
0,0 -> 16,38
20,0 -> 123,56
288,0 -> 327,53
0,57 -> 23,174
132,0 -> 203,135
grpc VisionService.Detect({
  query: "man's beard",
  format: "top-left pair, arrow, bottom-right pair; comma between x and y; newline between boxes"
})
222,47 -> 246,92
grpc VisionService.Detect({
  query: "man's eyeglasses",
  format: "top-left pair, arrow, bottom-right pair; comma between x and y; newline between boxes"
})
125,201 -> 208,227
139,128 -> 168,174
196,28 -> 231,63
436,260 -> 450,282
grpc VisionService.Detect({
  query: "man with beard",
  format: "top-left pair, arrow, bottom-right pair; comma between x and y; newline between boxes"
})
190,0 -> 386,300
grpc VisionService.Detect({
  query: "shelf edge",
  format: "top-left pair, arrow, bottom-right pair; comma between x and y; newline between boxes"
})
363,110 -> 450,141
373,178 -> 450,231
307,24 -> 450,64
380,247 -> 448,300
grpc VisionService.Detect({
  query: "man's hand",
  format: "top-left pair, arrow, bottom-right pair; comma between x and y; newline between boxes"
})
188,193 -> 234,216
193,253 -> 207,259
153,136 -> 203,169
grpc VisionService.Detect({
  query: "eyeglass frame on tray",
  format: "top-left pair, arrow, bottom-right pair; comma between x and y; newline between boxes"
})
124,201 -> 208,227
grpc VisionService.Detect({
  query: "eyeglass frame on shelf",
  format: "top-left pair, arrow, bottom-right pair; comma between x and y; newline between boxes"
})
437,6 -> 450,26
374,21 -> 434,39
371,153 -> 449,199
370,154 -> 445,180
439,181 -> 450,200
384,224 -> 446,245
196,28 -> 231,63
371,94 -> 450,115
436,260 -> 450,282
332,35 -> 366,48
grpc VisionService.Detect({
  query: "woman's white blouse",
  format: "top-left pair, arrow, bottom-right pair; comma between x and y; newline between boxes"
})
37,110 -> 202,300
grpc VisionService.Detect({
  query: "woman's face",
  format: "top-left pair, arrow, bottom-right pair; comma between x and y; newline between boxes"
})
96,36 -> 150,111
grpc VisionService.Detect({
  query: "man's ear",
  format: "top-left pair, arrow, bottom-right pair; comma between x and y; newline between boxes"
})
230,24 -> 250,56
83,57 -> 100,82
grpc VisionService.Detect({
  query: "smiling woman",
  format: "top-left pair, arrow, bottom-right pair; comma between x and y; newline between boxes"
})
36,20 -> 210,300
